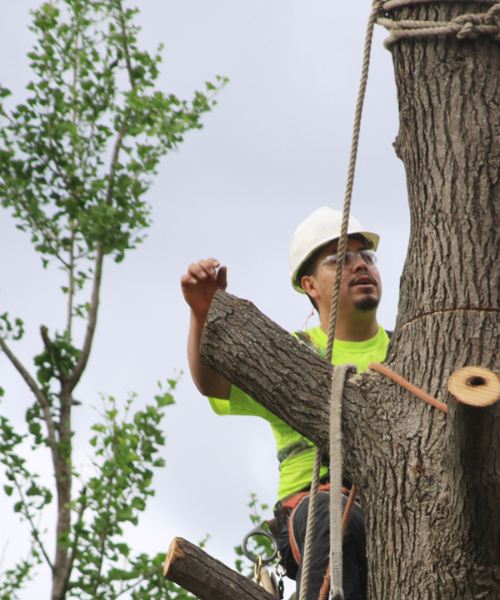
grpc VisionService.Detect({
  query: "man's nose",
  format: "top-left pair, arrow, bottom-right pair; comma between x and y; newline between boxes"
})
351,254 -> 369,271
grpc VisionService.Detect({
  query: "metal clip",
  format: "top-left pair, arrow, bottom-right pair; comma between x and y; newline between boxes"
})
253,555 -> 263,584
274,553 -> 285,599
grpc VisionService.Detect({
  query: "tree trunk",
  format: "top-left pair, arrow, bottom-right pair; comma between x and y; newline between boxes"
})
200,3 -> 500,599
163,537 -> 275,600
382,1 -> 500,598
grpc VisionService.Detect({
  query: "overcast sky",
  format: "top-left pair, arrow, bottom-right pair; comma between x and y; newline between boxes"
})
0,1 -> 409,597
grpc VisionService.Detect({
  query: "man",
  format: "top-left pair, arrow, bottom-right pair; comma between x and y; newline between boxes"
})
180,207 -> 390,600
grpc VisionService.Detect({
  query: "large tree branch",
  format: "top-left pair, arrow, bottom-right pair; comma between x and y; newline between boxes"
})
199,290 -> 376,486
164,537 -> 275,600
200,291 -> 335,446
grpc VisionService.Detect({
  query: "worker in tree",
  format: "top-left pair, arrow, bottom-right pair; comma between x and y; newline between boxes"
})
180,206 -> 389,600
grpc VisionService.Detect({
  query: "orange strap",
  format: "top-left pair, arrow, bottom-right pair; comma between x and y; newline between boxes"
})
368,362 -> 448,414
281,483 -> 333,513
288,496 -> 306,565
341,484 -> 357,538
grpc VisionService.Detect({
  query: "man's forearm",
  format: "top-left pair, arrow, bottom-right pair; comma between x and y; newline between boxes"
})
187,310 -> 231,399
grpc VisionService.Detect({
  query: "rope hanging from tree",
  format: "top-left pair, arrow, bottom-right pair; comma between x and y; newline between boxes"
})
379,0 -> 500,48
298,2 -> 382,599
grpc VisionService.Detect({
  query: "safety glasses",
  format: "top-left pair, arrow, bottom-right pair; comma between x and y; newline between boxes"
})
317,249 -> 377,269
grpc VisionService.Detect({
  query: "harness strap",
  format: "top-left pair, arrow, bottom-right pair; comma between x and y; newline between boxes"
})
281,483 -> 334,513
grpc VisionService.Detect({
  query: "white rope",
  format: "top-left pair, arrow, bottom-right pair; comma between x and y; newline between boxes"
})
329,364 -> 353,600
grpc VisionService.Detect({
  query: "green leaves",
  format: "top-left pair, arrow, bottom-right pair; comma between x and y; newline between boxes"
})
0,415 -> 53,526
0,1 -> 224,598
67,388 -> 176,598
0,0 -> 225,274
154,378 -> 178,408
34,329 -> 81,385
0,313 -> 25,341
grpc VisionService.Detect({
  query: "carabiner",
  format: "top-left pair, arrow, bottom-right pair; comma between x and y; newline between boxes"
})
241,520 -> 278,565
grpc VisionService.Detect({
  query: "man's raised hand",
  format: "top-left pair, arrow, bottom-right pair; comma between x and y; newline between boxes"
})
181,258 -> 227,316
181,258 -> 231,398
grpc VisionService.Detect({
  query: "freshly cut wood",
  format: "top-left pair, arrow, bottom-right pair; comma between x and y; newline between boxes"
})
448,366 -> 500,407
163,537 -> 276,600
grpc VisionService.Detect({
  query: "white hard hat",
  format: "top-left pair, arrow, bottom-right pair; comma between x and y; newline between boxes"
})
289,206 -> 380,293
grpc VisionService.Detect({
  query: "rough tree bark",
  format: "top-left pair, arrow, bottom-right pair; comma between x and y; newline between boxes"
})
198,3 -> 500,599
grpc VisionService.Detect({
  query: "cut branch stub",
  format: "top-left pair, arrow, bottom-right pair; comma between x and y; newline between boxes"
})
163,537 -> 275,600
447,366 -> 500,407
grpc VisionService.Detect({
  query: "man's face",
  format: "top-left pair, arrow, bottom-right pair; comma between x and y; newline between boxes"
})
301,237 -> 382,319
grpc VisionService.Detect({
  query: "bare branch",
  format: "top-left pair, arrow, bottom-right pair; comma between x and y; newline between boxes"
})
67,247 -> 103,391
164,537 -> 275,600
116,1 -> 136,90
0,335 -> 58,455
9,468 -> 53,571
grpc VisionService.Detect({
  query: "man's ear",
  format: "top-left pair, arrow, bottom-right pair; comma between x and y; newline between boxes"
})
301,275 -> 320,299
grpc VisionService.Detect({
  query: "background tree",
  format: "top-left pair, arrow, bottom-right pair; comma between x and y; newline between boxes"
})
0,1 -> 225,599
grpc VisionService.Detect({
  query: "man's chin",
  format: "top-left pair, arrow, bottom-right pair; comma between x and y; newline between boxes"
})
354,296 -> 380,311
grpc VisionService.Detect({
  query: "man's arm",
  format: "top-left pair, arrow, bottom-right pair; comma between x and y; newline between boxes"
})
181,257 -> 231,399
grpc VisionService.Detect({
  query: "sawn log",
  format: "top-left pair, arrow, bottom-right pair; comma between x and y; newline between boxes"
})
163,537 -> 275,600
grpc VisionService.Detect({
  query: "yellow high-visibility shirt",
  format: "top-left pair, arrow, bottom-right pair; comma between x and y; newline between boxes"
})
209,324 -> 390,501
